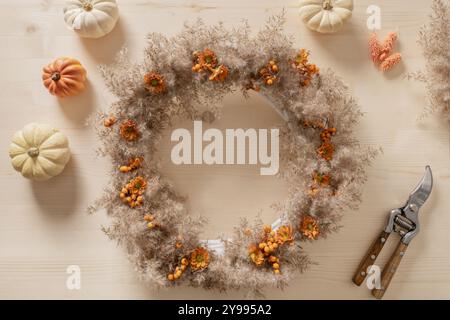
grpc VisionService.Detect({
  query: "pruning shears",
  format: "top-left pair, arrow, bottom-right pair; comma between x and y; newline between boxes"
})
353,166 -> 433,299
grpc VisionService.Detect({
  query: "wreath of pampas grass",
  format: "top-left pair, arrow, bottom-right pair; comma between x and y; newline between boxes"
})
409,0 -> 450,122
88,13 -> 377,297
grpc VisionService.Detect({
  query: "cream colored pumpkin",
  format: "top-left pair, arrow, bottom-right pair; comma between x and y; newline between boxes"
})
9,123 -> 71,181
299,0 -> 353,34
63,0 -> 119,39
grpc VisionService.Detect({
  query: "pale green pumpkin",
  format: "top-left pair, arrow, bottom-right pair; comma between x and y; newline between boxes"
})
9,123 -> 71,181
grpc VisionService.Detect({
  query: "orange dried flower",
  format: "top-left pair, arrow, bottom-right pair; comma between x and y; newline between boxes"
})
300,215 -> 320,240
317,141 -> 334,161
312,171 -> 331,186
275,225 -> 294,245
209,65 -> 228,82
144,72 -> 166,94
292,49 -> 319,87
192,49 -> 229,82
120,120 -> 140,141
248,244 -> 265,266
103,116 -> 116,128
190,247 -> 210,271
130,176 -> 147,192
317,127 -> 336,161
192,49 -> 218,72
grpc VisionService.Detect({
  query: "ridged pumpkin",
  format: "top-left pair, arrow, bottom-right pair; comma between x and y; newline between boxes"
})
42,57 -> 87,98
9,123 -> 71,181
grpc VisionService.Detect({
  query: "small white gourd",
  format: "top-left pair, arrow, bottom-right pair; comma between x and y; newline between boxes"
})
298,0 -> 353,34
9,123 -> 71,181
63,0 -> 119,39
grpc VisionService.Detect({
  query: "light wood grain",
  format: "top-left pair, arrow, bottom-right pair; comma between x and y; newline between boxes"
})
1,0 -> 449,300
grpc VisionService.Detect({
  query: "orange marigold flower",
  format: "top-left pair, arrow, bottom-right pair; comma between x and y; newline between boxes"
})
129,176 -> 147,193
190,247 -> 210,271
317,141 -> 334,161
300,215 -> 320,240
144,72 -> 166,94
192,49 -> 218,72
275,225 -> 294,245
120,120 -> 140,141
209,65 -> 228,82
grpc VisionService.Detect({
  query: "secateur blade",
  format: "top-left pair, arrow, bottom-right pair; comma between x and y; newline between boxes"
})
406,165 -> 433,210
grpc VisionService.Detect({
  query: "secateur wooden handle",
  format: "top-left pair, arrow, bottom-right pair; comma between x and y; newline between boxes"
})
372,241 -> 408,299
352,230 -> 390,286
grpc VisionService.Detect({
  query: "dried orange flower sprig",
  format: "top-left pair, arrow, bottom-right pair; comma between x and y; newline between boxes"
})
292,49 -> 319,87
192,49 -> 229,82
317,127 -> 336,161
119,157 -> 143,173
248,225 -> 294,274
300,215 -> 320,240
309,171 -> 332,196
119,176 -> 147,208
167,247 -> 210,281
119,119 -> 140,141
303,118 -> 337,161
144,72 -> 166,94
369,32 -> 402,72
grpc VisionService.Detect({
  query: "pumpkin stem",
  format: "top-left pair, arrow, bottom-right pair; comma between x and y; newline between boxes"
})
81,1 -> 93,11
27,147 -> 39,157
51,72 -> 61,82
323,0 -> 333,10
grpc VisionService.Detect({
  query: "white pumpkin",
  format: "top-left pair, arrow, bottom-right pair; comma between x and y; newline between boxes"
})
9,123 -> 71,181
63,0 -> 119,39
299,0 -> 353,34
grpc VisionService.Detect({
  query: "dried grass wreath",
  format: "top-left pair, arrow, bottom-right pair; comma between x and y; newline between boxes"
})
89,14 -> 377,297
408,0 -> 450,123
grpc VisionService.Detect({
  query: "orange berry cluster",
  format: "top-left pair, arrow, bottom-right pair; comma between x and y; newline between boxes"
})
167,247 -> 210,281
119,176 -> 147,208
259,60 -> 279,86
248,225 -> 294,274
192,49 -> 229,82
143,213 -> 158,229
143,71 -> 166,94
167,257 -> 189,281
119,157 -> 143,173
292,49 -> 319,87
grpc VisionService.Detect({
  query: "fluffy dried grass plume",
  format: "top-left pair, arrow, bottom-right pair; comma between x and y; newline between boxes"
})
409,0 -> 450,122
89,13 -> 377,297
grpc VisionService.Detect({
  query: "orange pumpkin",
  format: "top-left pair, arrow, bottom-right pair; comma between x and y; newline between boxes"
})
42,57 -> 87,98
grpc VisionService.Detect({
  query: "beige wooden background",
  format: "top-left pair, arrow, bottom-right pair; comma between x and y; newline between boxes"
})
1,0 -> 449,300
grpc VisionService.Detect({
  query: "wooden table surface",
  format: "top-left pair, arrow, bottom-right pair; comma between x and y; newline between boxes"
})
1,0 -> 449,300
